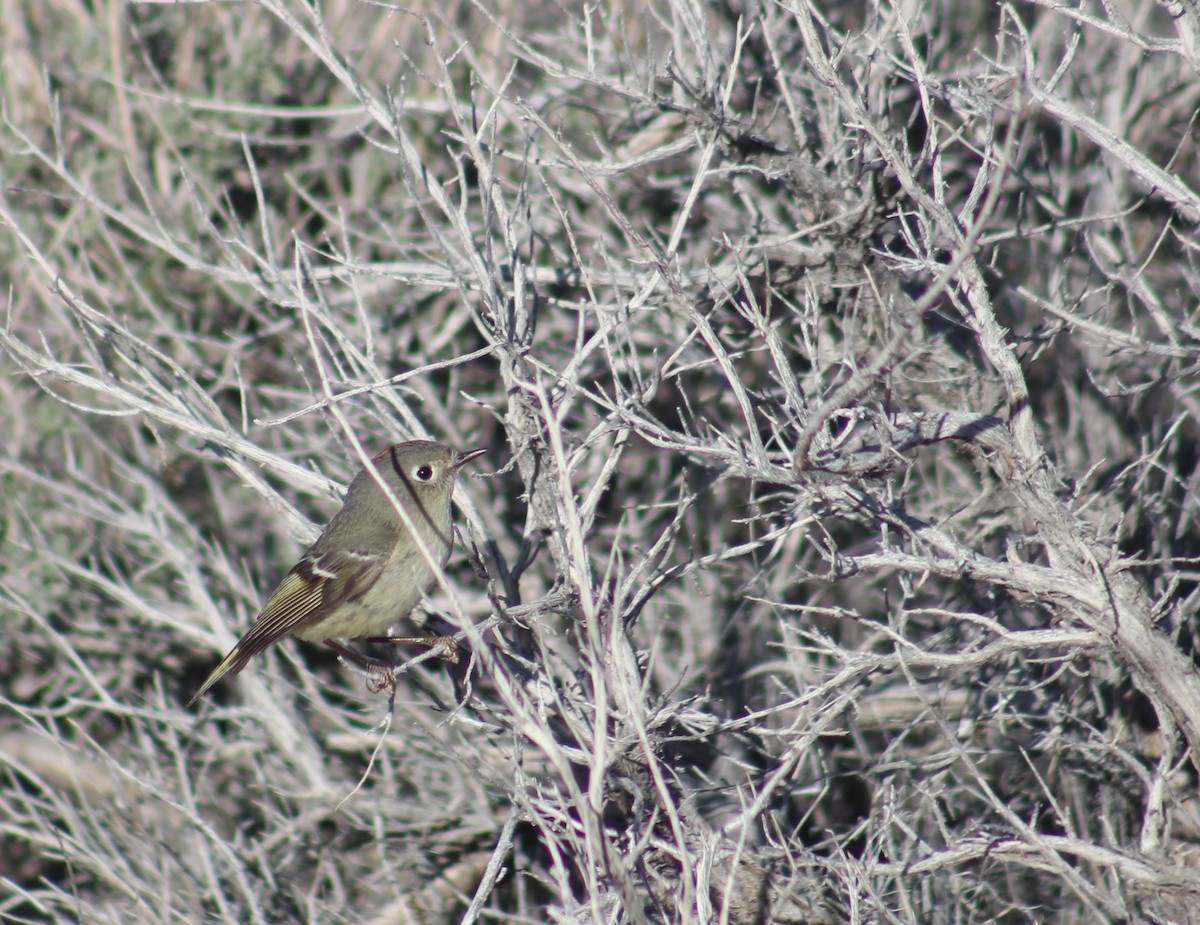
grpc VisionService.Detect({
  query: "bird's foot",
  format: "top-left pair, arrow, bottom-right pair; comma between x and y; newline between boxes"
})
423,635 -> 461,665
324,640 -> 397,695
365,665 -> 398,695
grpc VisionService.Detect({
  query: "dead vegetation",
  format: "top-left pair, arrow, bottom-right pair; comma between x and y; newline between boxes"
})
2,0 -> 1200,922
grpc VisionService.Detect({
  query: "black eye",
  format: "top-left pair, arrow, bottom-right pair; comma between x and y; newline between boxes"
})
415,465 -> 434,481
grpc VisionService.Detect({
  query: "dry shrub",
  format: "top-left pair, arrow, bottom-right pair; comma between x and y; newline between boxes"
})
2,0 -> 1200,922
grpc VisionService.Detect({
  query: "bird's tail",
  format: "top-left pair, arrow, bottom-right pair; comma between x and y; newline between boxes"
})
187,645 -> 252,708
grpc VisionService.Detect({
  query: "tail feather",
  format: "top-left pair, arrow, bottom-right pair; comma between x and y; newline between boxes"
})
187,645 -> 252,707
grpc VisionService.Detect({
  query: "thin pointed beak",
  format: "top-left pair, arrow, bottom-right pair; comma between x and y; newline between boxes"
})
454,447 -> 487,469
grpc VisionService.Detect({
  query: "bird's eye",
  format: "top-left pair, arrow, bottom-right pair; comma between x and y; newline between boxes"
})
415,465 -> 434,481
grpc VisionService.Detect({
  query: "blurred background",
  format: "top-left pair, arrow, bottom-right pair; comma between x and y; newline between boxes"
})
2,0 -> 1199,922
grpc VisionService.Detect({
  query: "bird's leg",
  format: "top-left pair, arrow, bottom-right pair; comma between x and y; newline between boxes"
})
364,635 -> 461,665
323,640 -> 396,695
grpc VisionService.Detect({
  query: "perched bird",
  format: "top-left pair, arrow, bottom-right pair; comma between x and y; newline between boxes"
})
189,441 -> 484,704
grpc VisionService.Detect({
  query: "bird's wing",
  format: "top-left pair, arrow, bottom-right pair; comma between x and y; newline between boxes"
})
234,548 -> 388,658
188,549 -> 386,705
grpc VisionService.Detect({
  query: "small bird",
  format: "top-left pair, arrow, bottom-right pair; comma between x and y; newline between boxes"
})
189,441 -> 484,704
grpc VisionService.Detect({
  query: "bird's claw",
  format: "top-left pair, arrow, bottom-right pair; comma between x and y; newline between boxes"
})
429,635 -> 461,664
366,666 -> 398,695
